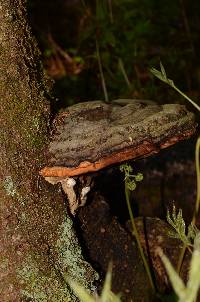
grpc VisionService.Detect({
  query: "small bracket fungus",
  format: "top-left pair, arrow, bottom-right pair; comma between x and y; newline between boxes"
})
40,99 -> 197,214
44,176 -> 91,215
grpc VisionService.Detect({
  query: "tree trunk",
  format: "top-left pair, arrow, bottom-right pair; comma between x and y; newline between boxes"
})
0,1 -> 97,301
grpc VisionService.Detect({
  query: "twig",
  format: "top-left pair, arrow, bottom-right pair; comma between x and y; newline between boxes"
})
118,58 -> 131,90
95,38 -> 109,102
107,0 -> 114,23
179,0 -> 195,54
48,33 -> 73,64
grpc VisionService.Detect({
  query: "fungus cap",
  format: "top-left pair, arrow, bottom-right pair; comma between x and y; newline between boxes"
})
40,100 -> 197,177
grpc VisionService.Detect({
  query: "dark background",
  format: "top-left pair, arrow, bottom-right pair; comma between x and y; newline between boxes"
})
26,2 -> 200,300
28,0 -> 200,112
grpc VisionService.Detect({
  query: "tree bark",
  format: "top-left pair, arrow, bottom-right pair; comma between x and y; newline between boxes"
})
0,1 -> 97,301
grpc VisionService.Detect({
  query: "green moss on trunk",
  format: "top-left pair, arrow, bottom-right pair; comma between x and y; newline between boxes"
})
0,1 -> 98,301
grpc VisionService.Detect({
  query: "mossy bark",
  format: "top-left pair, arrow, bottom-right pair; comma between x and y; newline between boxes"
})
0,1 -> 97,301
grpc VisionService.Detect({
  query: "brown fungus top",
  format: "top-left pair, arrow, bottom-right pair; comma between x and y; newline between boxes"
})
40,99 -> 197,177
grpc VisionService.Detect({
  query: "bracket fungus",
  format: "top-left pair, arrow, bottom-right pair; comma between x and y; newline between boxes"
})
40,99 -> 197,214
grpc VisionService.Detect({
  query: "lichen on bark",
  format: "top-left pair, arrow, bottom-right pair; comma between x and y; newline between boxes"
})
17,217 -> 98,302
0,1 -> 98,301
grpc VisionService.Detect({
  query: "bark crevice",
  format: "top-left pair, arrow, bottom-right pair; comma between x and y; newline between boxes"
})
0,1 -> 98,301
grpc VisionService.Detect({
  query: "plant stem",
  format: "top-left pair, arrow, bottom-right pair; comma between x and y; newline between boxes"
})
176,138 -> 200,274
193,137 -> 200,223
172,85 -> 200,112
124,182 -> 156,292
151,64 -> 200,276
176,136 -> 200,276
95,38 -> 109,103
179,0 -> 195,55
118,58 -> 131,90
169,81 -> 200,275
107,0 -> 113,23
177,244 -> 187,274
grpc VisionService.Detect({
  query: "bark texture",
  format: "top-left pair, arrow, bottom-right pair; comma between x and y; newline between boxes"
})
0,1 -> 97,301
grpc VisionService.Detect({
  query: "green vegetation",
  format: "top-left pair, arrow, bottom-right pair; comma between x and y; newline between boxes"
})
151,63 -> 200,275
26,1 -> 200,300
29,0 -> 200,108
160,246 -> 200,302
67,243 -> 200,302
119,164 -> 155,292
67,264 -> 121,302
158,209 -> 200,302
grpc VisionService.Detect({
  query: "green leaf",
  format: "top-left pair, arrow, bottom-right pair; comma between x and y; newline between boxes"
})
120,164 -> 143,192
150,67 -> 165,82
67,278 -> 95,302
126,180 -> 136,191
150,64 -> 175,87
160,245 -> 200,302
151,62 -> 200,112
158,249 -> 186,299
135,173 -> 143,182
194,232 -> 200,252
160,61 -> 167,79
101,263 -> 112,302
188,224 -> 200,242
166,206 -> 190,245
67,264 -> 121,302
183,248 -> 200,302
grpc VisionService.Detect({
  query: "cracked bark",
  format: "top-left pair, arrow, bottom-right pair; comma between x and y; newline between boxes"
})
0,1 -> 97,301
